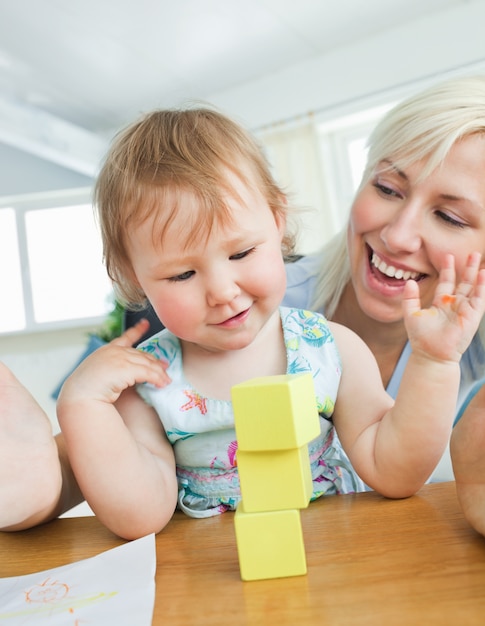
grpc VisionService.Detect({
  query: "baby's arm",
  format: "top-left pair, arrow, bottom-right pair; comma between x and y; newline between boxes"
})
57,321 -> 178,539
332,253 -> 485,497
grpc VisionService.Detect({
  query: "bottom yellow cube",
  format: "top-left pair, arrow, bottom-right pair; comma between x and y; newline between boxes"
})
234,503 -> 307,581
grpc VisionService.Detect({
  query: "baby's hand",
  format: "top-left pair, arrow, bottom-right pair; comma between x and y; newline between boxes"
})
59,319 -> 170,406
403,252 -> 485,363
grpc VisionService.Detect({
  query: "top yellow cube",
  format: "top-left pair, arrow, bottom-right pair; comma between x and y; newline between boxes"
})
231,373 -> 320,451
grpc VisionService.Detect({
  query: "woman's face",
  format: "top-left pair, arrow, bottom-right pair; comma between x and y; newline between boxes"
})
347,133 -> 485,324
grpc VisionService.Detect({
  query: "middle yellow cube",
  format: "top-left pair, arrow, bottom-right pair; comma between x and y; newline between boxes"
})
237,444 -> 313,512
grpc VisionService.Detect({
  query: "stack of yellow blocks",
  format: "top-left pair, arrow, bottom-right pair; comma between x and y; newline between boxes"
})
231,373 -> 320,581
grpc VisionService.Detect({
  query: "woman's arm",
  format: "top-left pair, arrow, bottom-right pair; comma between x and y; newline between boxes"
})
0,362 -> 69,531
451,382 -> 485,536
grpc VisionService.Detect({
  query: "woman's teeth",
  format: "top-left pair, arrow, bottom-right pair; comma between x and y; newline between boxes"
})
371,253 -> 420,281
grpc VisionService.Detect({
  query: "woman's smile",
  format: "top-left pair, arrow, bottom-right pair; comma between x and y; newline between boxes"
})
370,250 -> 422,282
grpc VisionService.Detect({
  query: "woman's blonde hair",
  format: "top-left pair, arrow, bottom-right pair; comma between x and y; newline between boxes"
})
312,74 -> 485,317
94,106 -> 295,306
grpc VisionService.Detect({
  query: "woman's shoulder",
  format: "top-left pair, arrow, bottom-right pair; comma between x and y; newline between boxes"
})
283,252 -> 324,310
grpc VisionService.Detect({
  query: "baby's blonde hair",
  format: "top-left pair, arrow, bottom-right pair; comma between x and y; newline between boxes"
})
94,107 -> 294,306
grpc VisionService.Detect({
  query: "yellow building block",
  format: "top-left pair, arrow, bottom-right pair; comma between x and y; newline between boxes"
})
237,445 -> 313,512
231,373 -> 320,451
234,503 -> 307,581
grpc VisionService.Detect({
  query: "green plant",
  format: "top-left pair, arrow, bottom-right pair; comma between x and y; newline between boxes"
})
95,298 -> 124,342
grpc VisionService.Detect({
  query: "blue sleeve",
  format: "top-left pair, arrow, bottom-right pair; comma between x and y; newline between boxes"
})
385,337 -> 485,427
283,253 -> 323,310
454,377 -> 485,425
385,342 -> 411,400
454,334 -> 485,424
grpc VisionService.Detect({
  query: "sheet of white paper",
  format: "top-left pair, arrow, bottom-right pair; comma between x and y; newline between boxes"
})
0,533 -> 156,625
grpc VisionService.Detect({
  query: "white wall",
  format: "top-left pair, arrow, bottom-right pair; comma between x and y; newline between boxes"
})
0,326 -> 98,516
209,0 -> 485,129
0,143 -> 94,197
0,326 -> 98,433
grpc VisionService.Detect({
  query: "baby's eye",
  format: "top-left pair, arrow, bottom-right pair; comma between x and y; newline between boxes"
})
168,270 -> 195,282
230,247 -> 255,261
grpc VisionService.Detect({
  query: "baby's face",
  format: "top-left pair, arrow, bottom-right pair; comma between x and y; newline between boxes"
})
127,176 -> 287,354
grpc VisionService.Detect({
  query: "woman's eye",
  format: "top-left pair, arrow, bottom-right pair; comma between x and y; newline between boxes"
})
168,270 -> 195,282
435,211 -> 466,229
230,247 -> 255,261
373,182 -> 401,198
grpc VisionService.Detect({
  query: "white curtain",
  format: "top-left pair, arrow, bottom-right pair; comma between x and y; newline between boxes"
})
257,117 -> 340,255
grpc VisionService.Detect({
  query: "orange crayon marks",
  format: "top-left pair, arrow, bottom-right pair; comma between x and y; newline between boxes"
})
412,309 -> 438,317
441,294 -> 457,305
25,578 -> 69,604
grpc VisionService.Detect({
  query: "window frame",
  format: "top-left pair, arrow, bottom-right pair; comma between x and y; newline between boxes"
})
315,102 -> 396,231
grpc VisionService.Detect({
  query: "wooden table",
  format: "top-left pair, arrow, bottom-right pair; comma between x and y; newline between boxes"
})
1,481 -> 485,625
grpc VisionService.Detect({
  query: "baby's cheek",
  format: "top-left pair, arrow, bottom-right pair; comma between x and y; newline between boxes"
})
255,265 -> 286,299
151,299 -> 189,335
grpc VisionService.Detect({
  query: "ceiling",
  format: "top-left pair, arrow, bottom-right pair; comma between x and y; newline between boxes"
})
0,0 -> 469,182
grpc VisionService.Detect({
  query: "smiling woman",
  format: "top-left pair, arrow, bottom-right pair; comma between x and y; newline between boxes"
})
283,74 -> 485,534
284,76 -> 485,399
345,135 -> 485,335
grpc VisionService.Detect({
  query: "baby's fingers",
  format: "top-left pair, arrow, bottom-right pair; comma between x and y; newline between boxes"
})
120,347 -> 170,389
433,254 -> 457,302
455,252 -> 483,298
112,319 -> 151,348
468,267 -> 485,313
401,279 -> 423,317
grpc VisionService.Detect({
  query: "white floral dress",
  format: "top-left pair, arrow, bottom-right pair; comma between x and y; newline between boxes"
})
137,306 -> 364,518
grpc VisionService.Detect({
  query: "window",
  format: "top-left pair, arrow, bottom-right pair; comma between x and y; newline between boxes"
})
0,102 -> 394,336
316,102 -> 395,231
0,188 -> 113,335
0,208 -> 25,332
257,102 -> 394,255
